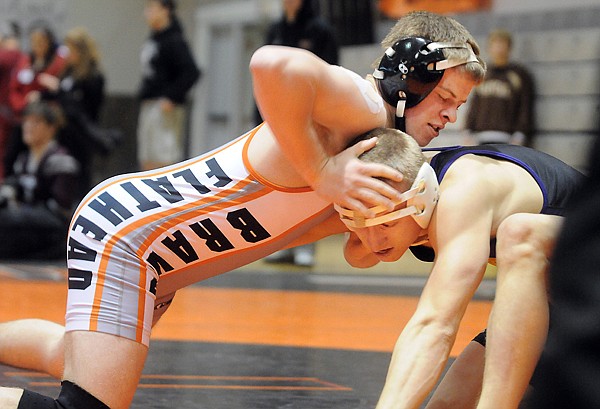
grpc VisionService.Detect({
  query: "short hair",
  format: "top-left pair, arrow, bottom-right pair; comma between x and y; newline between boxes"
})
353,128 -> 426,192
376,11 -> 486,83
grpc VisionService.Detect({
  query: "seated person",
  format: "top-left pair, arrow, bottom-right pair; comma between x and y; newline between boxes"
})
0,101 -> 80,259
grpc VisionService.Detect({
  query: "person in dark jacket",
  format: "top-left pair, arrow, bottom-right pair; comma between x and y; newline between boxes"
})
0,101 -> 80,259
38,26 -> 122,199
255,0 -> 338,127
266,0 -> 338,65
137,0 -> 201,171
464,28 -> 535,146
255,0 -> 339,127
0,22 -> 24,181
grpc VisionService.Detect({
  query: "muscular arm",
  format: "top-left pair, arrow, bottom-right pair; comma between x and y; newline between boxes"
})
250,46 -> 404,216
285,212 -> 348,248
376,176 -> 494,409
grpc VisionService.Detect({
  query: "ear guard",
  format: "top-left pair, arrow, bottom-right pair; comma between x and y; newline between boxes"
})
334,162 -> 439,229
373,37 -> 479,131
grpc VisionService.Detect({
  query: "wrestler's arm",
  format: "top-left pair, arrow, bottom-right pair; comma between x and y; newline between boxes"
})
250,45 -> 404,216
284,212 -> 348,248
376,177 -> 493,409
285,216 -> 380,268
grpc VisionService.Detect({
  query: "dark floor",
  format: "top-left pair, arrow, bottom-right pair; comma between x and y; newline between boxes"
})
1,341 -> 394,409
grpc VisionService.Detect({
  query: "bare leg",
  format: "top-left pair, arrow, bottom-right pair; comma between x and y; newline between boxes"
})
63,330 -> 148,409
0,319 -> 65,379
0,328 -> 146,408
477,214 -> 561,409
425,340 -> 485,409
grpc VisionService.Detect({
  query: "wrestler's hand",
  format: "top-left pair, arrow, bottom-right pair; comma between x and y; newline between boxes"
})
313,137 -> 404,218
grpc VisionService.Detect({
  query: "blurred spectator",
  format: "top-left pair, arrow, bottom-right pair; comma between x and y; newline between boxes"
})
265,0 -> 338,64
260,0 -> 339,268
4,21 -> 67,178
0,21 -> 24,181
8,21 -> 67,121
0,101 -> 80,260
464,28 -> 535,146
254,0 -> 339,125
38,26 -> 122,198
137,0 -> 200,171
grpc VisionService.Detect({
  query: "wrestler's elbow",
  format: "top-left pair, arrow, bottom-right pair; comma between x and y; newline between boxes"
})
250,46 -> 289,78
428,318 -> 457,347
251,46 -> 315,83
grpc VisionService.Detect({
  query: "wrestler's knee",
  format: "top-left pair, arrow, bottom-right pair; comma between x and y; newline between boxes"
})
17,381 -> 108,409
31,319 -> 65,379
496,214 -> 551,267
46,333 -> 65,380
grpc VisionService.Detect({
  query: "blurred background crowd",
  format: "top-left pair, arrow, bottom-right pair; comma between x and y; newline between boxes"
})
0,0 -> 597,263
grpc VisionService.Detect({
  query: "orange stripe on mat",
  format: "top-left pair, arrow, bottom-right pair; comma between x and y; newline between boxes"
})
0,279 -> 491,356
150,286 -> 491,355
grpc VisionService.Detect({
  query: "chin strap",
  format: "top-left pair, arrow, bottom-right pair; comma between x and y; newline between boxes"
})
395,92 -> 407,131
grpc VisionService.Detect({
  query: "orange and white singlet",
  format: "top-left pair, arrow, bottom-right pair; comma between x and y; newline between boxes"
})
65,126 -> 332,345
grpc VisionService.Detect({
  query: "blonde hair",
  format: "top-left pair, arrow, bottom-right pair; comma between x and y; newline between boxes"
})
64,27 -> 101,79
357,128 -> 426,192
376,11 -> 486,83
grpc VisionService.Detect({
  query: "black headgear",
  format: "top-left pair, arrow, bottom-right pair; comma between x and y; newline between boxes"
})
373,37 -> 478,131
